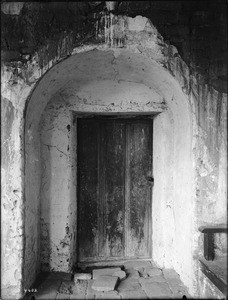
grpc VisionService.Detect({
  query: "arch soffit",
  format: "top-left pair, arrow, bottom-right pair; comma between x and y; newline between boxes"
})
25,48 -> 191,134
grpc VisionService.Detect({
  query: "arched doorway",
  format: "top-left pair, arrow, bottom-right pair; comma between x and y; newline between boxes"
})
24,48 -> 195,293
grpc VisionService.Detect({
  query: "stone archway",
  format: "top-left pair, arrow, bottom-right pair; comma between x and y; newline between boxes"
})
24,47 -> 195,292
1,15 -> 201,299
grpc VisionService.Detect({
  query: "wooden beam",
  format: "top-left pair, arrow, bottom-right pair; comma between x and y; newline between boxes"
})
199,224 -> 227,261
199,258 -> 227,296
199,224 -> 227,233
204,233 -> 215,261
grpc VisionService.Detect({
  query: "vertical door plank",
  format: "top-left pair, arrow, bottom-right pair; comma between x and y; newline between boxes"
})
77,119 -> 99,261
127,122 -> 152,257
77,118 -> 152,263
102,121 -> 125,258
98,124 -> 106,258
124,124 -> 130,257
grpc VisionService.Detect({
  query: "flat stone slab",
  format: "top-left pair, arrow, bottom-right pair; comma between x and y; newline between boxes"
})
70,293 -> 86,299
162,268 -> 180,279
87,280 -> 119,299
73,279 -> 88,295
145,267 -> 162,277
74,273 -> 92,281
166,278 -> 190,296
139,275 -> 166,286
125,268 -> 140,279
56,292 -> 71,299
112,270 -> 126,280
117,278 -> 141,292
86,279 -> 96,298
92,275 -> 118,292
143,282 -> 173,298
93,267 -> 121,279
58,281 -> 74,294
124,260 -> 152,271
95,290 -> 121,299
138,267 -> 162,278
119,289 -> 147,299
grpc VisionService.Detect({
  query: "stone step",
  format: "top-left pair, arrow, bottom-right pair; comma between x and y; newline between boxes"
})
119,289 -> 147,299
92,275 -> 119,292
143,281 -> 173,298
139,267 -> 162,278
112,270 -> 126,281
92,267 -> 121,279
117,278 -> 141,292
74,273 -> 92,282
123,260 -> 153,271
139,275 -> 166,286
94,290 -> 121,299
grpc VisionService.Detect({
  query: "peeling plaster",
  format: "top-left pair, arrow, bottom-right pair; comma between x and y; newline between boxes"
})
25,46 -> 195,294
1,13 -> 227,300
39,100 -> 76,274
1,2 -> 24,15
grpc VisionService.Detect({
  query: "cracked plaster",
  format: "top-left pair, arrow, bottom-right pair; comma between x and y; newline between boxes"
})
1,14 -> 227,300
24,46 -> 195,295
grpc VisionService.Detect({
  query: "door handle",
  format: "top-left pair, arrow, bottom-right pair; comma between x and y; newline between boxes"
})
146,176 -> 154,183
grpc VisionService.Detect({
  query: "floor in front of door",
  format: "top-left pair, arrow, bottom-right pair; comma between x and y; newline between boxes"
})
23,260 -> 191,299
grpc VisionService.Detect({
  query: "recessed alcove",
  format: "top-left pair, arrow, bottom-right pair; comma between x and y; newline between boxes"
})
24,48 -> 194,294
1,5 -> 227,298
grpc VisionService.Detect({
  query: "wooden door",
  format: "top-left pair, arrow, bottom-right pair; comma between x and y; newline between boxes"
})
77,118 -> 152,263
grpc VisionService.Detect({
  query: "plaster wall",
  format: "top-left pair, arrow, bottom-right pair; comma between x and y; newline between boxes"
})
1,13 -> 227,300
195,87 -> 227,224
1,99 -> 24,298
31,47 -> 194,292
40,101 -> 77,272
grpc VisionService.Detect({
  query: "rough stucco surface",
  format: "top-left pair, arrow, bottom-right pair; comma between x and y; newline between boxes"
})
25,35 -> 195,297
1,1 -> 227,92
196,87 -> 227,223
1,11 -> 227,300
1,99 -> 24,297
22,18 -> 194,297
40,100 -> 76,272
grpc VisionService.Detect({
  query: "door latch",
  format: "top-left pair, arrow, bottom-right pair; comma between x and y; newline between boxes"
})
147,176 -> 154,183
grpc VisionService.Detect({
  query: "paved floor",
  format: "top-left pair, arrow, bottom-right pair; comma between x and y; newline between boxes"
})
23,260 -> 191,299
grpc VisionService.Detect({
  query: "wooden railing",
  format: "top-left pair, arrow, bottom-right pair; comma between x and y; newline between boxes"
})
199,224 -> 227,261
198,224 -> 227,296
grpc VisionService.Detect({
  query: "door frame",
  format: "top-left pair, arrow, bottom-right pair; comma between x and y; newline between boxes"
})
75,113 -> 154,267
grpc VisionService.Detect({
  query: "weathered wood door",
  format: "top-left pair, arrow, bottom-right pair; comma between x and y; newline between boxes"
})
77,118 -> 152,263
